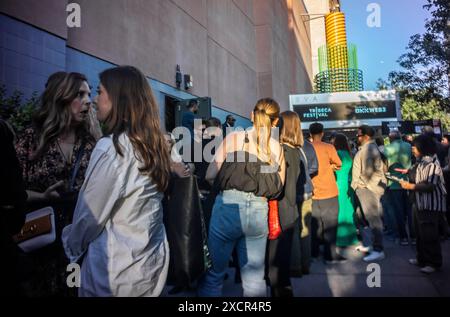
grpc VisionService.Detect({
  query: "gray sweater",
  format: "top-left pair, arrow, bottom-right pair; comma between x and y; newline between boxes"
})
351,140 -> 387,196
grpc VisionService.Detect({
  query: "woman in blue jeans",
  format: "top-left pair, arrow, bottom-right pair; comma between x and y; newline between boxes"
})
197,98 -> 286,297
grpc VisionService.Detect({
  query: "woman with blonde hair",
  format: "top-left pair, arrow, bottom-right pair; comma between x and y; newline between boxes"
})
198,98 -> 286,297
62,66 -> 171,296
15,71 -> 99,296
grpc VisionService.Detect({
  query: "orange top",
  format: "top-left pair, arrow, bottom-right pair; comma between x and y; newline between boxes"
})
311,141 -> 342,200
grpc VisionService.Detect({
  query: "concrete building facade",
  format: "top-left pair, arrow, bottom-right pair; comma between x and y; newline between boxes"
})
1,0 -> 315,129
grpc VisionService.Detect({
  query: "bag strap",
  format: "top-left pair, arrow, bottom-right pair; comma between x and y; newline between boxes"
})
69,139 -> 86,192
242,131 -> 249,151
299,147 -> 308,168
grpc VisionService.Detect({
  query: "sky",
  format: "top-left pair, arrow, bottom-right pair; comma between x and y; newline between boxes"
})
340,0 -> 432,90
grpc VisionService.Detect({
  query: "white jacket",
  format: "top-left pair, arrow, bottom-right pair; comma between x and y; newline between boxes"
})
62,134 -> 169,297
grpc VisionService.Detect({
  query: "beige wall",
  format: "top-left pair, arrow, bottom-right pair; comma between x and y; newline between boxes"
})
0,0 -> 68,38
2,0 -> 313,118
254,0 -> 313,111
304,0 -> 331,77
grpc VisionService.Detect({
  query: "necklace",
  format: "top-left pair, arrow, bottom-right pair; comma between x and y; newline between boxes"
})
57,139 -> 75,165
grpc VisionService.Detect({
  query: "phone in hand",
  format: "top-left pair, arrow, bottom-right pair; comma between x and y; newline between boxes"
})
385,172 -> 405,183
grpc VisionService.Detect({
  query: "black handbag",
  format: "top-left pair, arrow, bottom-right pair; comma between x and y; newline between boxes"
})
163,175 -> 211,287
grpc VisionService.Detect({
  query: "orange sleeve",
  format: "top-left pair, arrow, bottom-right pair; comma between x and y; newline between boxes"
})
329,144 -> 342,168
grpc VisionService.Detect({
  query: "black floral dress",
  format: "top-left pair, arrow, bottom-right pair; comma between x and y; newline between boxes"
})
15,127 -> 96,297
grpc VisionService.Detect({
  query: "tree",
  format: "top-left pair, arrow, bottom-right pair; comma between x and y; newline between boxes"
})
377,1 -> 450,131
401,96 -> 450,131
0,85 -> 38,134
385,0 -> 450,108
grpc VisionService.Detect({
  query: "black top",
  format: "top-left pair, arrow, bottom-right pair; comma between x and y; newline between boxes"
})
194,136 -> 217,191
0,119 -> 27,294
216,133 -> 283,200
277,145 -> 302,229
0,120 -> 27,233
280,145 -> 302,206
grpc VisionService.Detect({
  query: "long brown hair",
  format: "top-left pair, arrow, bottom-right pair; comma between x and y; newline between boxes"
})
99,66 -> 171,192
280,111 -> 303,148
253,98 -> 280,163
32,72 -> 89,159
333,133 -> 351,156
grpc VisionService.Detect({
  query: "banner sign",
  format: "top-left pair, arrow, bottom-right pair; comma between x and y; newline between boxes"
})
382,119 -> 442,136
290,90 -> 400,129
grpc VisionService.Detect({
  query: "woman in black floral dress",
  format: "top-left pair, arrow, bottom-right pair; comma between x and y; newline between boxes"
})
15,72 -> 101,296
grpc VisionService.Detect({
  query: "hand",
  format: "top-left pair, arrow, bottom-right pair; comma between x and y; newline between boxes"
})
87,105 -> 103,141
331,164 -> 341,171
399,180 -> 415,191
42,181 -> 65,200
172,162 -> 191,178
394,168 -> 408,174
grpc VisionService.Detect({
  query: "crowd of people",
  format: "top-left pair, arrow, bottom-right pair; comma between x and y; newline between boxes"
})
1,67 -> 449,297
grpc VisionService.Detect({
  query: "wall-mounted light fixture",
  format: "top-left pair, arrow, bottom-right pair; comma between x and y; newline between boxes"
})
175,64 -> 182,89
184,74 -> 193,90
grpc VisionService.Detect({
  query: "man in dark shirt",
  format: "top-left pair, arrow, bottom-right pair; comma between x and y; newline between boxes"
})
181,99 -> 199,139
222,115 -> 236,137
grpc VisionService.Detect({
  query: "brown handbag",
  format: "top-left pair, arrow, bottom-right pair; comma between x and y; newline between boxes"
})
13,214 -> 52,243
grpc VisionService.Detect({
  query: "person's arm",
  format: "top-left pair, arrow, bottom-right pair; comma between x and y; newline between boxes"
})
329,145 -> 342,171
400,162 -> 441,193
25,182 -> 65,202
304,142 -> 318,177
13,129 -> 58,203
62,144 -> 124,263
351,152 -> 361,190
276,144 -> 286,185
400,181 -> 434,192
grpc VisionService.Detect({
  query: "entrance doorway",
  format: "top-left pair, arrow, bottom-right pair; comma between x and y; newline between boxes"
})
164,95 -> 212,133
165,95 -> 179,133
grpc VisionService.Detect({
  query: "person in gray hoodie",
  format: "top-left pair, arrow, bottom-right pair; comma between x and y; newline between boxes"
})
352,125 -> 387,262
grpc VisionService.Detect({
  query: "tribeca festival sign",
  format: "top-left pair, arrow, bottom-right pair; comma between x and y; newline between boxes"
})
289,90 -> 400,130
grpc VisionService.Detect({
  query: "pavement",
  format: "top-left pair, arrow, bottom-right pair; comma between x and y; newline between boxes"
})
164,235 -> 450,297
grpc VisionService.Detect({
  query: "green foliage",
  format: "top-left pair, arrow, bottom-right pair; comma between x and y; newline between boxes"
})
0,85 -> 39,134
401,96 -> 450,132
386,0 -> 449,108
378,0 -> 450,131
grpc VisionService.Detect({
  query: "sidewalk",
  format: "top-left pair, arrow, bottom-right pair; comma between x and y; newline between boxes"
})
165,236 -> 450,297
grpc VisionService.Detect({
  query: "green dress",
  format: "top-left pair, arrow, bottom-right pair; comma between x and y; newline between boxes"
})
336,150 -> 359,247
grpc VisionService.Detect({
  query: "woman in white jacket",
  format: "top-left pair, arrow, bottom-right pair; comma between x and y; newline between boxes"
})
62,66 -> 171,297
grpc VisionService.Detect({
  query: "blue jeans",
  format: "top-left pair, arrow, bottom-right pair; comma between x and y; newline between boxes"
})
197,189 -> 268,297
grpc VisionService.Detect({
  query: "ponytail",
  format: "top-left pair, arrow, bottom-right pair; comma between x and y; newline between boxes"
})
252,98 -> 280,163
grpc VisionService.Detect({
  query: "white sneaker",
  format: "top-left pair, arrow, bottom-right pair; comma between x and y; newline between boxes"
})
363,251 -> 385,262
355,244 -> 372,253
408,258 -> 419,266
420,266 -> 436,274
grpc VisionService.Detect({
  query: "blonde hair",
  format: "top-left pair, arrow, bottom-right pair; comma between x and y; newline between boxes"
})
280,111 -> 303,147
253,98 -> 280,162
32,72 -> 89,159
